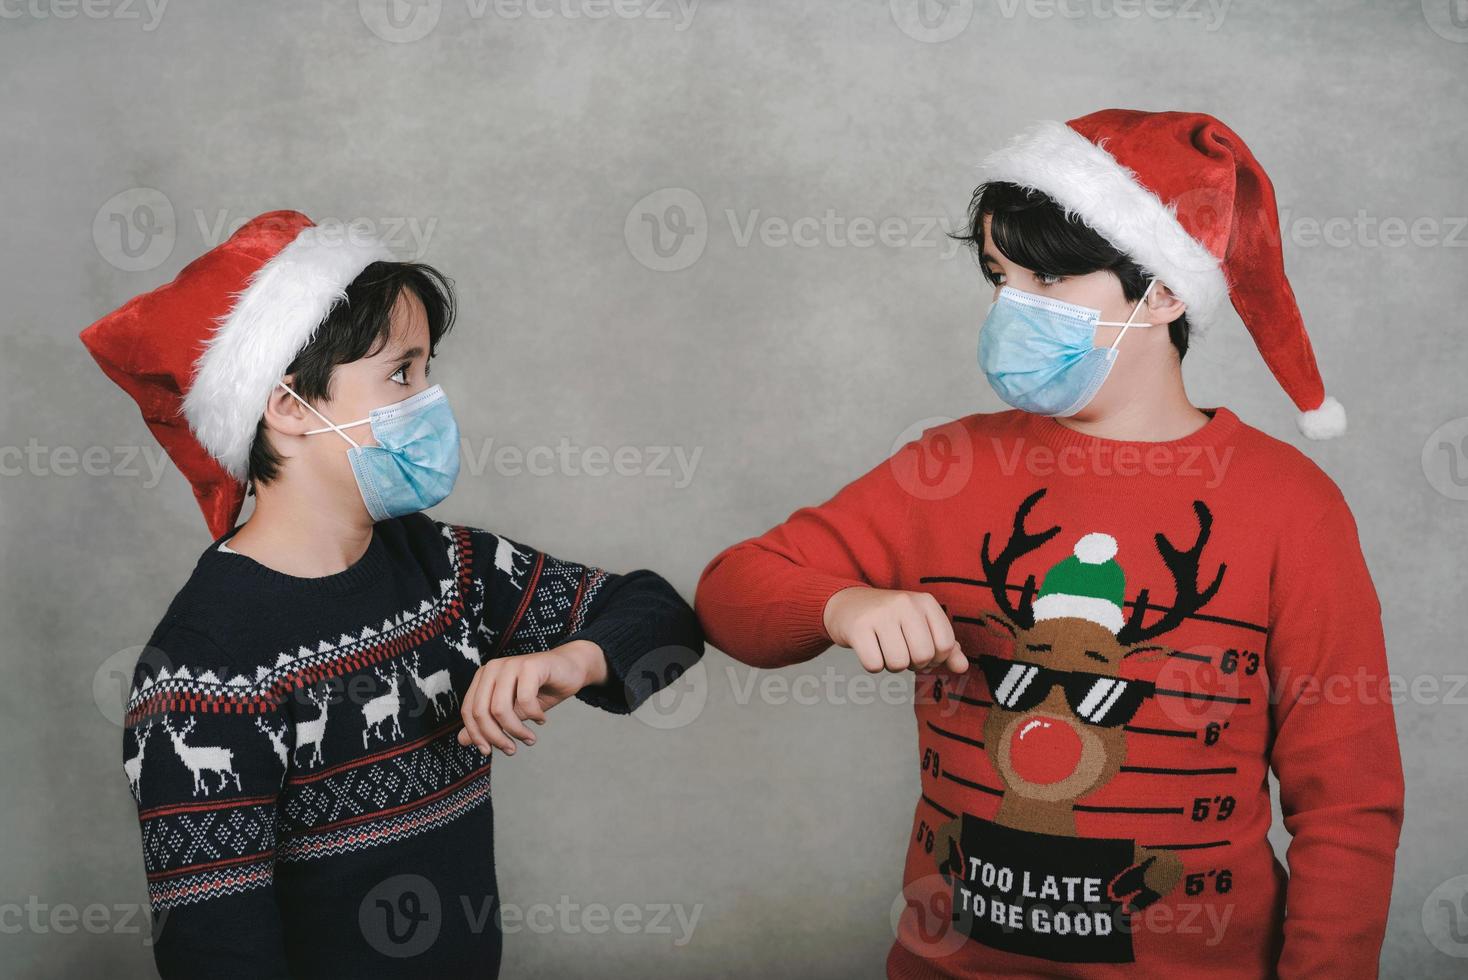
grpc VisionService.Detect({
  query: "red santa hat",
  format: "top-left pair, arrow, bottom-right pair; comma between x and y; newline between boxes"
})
983,108 -> 1345,440
79,210 -> 393,537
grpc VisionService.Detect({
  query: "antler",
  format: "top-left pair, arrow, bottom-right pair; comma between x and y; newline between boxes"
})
1116,500 -> 1226,646
980,488 -> 1062,630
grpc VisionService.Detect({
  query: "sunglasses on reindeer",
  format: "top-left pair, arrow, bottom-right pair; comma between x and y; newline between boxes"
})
976,654 -> 1156,728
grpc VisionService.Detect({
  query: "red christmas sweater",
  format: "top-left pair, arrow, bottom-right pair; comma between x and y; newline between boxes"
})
696,406 -> 1404,979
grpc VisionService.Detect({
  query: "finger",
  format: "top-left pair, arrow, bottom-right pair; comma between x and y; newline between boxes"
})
515,673 -> 548,727
473,670 -> 518,756
944,646 -> 971,673
874,618 -> 910,673
900,609 -> 936,670
850,631 -> 885,674
919,597 -> 968,673
491,669 -> 537,746
459,667 -> 490,752
919,595 -> 958,656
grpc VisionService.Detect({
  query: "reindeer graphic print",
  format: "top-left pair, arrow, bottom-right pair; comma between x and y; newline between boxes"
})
405,652 -> 457,719
925,487 -> 1230,964
361,666 -> 406,748
123,722 -> 152,802
162,717 -> 242,797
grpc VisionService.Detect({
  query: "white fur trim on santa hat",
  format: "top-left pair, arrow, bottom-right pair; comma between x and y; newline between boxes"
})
1297,394 -> 1346,440
982,120 -> 1231,335
182,225 -> 393,480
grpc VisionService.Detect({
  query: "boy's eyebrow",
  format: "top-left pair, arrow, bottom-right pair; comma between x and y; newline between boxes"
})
386,345 -> 427,362
979,250 -> 1001,268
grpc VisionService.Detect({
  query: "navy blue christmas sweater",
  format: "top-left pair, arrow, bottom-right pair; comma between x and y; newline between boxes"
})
121,513 -> 703,978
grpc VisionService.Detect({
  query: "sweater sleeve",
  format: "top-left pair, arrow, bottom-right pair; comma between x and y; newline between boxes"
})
695,442 -> 917,668
1266,493 -> 1405,980
123,621 -> 290,980
449,522 -> 704,714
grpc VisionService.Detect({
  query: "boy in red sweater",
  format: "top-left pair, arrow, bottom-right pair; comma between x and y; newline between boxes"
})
696,110 -> 1404,979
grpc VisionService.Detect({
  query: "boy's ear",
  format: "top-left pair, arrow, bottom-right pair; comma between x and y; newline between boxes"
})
262,377 -> 318,437
1147,281 -> 1188,325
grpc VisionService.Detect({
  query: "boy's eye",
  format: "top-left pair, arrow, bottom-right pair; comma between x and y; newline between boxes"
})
1036,272 -> 1066,286
390,364 -> 410,385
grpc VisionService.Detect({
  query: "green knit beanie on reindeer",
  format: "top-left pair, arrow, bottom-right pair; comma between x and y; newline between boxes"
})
1031,532 -> 1126,634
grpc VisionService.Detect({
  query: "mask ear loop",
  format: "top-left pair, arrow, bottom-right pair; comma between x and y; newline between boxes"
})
276,381 -> 367,449
1097,278 -> 1159,352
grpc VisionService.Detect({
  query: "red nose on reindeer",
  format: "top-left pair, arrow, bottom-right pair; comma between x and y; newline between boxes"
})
1009,715 -> 1082,784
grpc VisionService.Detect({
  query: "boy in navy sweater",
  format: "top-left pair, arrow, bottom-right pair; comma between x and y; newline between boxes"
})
81,211 -> 703,978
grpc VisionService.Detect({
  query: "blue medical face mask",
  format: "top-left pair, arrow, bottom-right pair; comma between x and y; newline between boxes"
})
979,278 -> 1158,417
279,381 -> 461,521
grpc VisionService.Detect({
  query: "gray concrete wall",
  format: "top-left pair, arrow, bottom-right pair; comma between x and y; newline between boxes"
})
3,1 -> 1465,976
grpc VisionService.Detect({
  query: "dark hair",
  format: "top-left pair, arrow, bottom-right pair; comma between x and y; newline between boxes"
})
954,181 -> 1190,359
247,261 -> 457,488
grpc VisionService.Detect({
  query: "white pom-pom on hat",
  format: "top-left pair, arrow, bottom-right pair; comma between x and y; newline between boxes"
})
1297,395 -> 1346,440
1074,532 -> 1118,565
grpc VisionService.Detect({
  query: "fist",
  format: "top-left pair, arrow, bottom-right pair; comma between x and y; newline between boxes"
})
822,587 -> 967,674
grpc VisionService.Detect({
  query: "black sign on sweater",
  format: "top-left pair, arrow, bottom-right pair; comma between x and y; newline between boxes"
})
945,815 -> 1135,963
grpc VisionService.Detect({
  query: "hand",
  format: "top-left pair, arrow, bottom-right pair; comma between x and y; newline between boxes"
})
456,640 -> 609,757
822,587 -> 967,675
